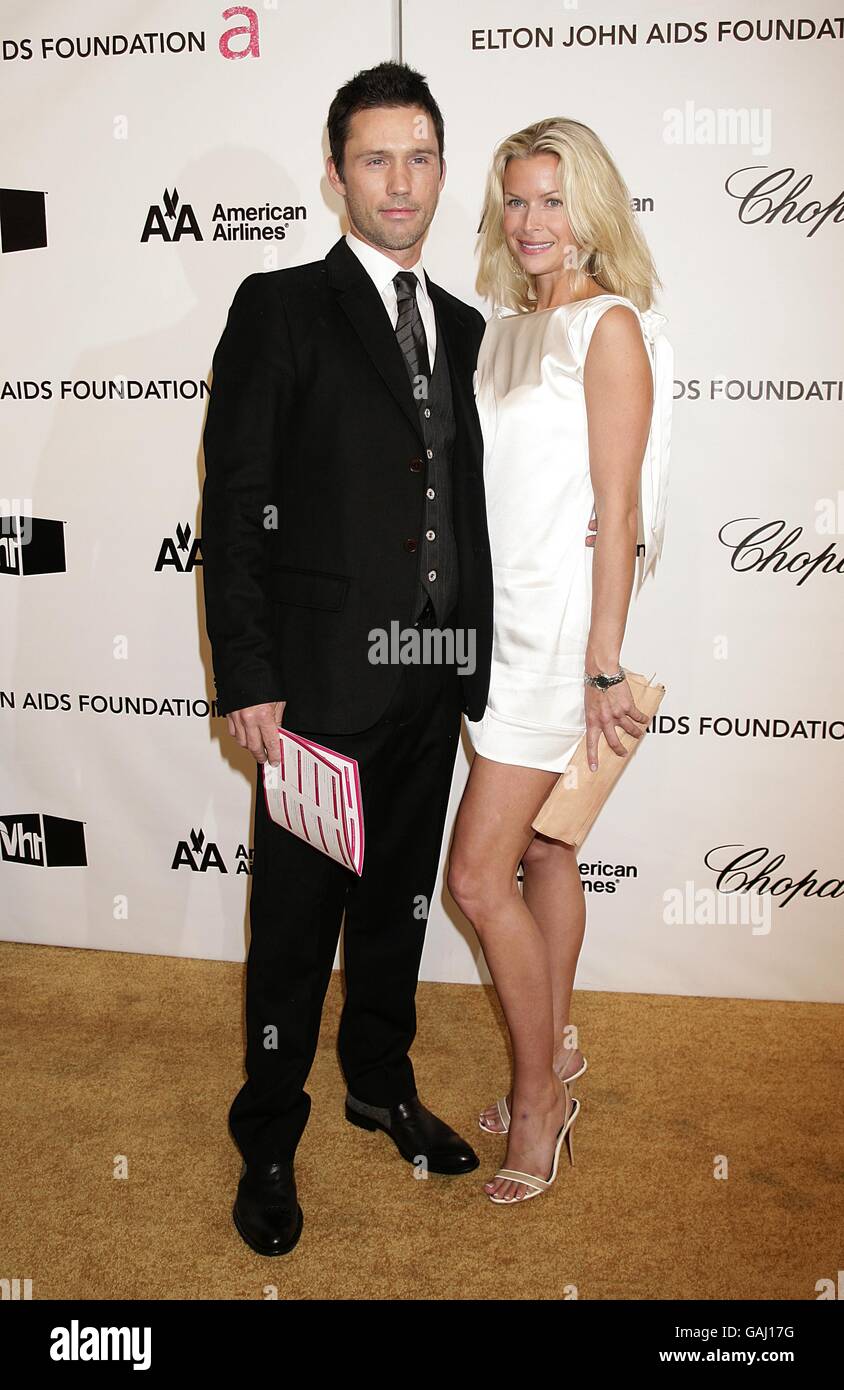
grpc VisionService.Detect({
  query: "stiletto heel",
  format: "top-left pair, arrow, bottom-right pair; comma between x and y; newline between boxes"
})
487,1095 -> 581,1203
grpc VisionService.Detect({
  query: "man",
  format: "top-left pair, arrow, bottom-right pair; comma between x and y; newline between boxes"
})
201,60 -> 494,1256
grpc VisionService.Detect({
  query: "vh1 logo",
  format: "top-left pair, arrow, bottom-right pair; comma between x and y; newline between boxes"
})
0,512 -> 66,576
0,813 -> 87,867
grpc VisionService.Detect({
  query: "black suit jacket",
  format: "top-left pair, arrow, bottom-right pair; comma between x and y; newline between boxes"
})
200,234 -> 493,732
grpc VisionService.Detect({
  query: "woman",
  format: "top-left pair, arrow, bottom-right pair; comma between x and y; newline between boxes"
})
447,118 -> 672,1204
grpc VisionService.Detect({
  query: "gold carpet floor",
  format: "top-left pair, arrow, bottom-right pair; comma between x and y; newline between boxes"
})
1,939 -> 840,1301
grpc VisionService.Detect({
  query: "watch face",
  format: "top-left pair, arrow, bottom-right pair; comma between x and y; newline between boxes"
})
596,675 -> 610,689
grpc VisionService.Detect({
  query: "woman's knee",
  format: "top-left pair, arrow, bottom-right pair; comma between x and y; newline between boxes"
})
521,833 -> 564,867
446,853 -> 481,912
447,852 -> 508,919
521,833 -> 579,881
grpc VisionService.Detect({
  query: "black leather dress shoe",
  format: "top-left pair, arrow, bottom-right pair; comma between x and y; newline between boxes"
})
232,1160 -> 303,1256
345,1093 -> 479,1174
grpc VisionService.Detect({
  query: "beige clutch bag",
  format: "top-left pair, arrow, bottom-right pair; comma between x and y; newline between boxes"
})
531,671 -> 666,849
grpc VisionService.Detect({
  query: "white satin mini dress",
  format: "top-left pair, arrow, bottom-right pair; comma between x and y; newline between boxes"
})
465,293 -> 673,773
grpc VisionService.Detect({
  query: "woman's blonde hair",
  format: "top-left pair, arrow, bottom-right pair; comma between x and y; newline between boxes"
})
476,117 -> 661,314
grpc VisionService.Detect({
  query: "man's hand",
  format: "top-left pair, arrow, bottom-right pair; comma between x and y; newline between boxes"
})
585,511 -> 598,546
227,699 -> 286,766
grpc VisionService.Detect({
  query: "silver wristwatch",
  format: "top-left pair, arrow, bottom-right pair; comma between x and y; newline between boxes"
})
584,666 -> 626,691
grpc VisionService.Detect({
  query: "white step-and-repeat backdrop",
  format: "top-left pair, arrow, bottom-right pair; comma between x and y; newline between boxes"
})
2,1 -> 841,1001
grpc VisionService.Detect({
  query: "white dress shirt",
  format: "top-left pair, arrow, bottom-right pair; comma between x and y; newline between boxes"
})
344,229 -> 436,371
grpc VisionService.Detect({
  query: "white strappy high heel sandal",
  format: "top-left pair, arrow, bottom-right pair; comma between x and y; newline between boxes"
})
487,1094 -> 581,1203
479,1053 -> 587,1135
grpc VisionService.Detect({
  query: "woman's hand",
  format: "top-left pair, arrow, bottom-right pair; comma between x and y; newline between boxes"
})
585,678 -> 650,771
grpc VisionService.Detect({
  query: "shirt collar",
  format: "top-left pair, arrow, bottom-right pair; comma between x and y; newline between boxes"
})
345,229 -> 430,300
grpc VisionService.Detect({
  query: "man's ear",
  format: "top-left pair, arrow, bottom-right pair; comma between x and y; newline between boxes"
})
326,155 -> 345,197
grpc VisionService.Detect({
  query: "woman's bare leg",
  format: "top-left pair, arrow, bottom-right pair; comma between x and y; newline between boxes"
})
479,834 -> 586,1133
447,753 -> 574,1201
525,834 -> 586,1065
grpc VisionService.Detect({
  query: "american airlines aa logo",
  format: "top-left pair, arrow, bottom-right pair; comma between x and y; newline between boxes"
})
141,187 -> 202,243
172,829 -> 253,874
155,522 -> 202,573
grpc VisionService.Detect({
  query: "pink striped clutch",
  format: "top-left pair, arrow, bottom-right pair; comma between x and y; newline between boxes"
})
261,728 -> 364,876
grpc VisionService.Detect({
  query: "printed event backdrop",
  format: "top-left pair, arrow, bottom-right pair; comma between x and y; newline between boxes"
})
1,1 -> 841,1002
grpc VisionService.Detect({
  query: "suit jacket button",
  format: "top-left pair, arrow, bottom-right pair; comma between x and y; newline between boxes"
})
404,538 -> 418,553
409,458 -> 422,472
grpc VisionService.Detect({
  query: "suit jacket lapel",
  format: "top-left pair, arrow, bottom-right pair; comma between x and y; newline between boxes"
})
324,235 -> 484,470
326,236 -> 424,442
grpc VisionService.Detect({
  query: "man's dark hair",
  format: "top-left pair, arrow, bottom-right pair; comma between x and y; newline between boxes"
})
327,60 -> 445,181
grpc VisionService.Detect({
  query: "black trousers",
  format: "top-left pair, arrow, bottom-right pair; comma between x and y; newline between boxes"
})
229,601 -> 463,1164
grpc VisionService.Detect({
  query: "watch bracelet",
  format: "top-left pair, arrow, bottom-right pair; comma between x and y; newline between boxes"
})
583,666 -> 626,689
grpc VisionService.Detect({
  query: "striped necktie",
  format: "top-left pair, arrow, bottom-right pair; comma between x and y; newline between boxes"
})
393,270 -> 430,384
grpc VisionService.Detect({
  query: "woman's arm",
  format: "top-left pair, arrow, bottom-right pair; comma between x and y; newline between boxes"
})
582,305 -> 654,769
